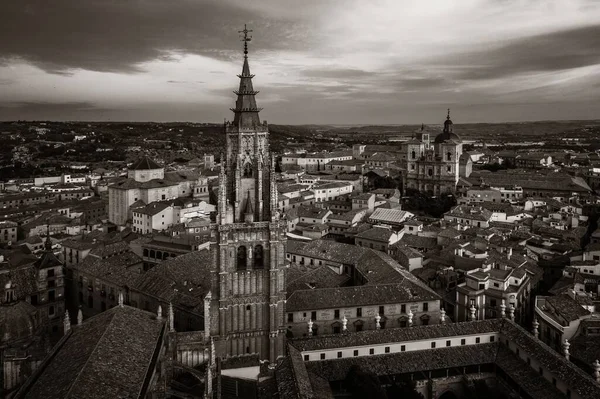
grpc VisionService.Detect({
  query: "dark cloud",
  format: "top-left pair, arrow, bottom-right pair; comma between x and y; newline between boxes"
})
443,25 -> 600,80
0,0 -> 314,74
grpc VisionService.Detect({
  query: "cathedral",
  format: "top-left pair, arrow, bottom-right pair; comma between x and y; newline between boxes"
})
207,26 -> 287,362
404,110 -> 463,195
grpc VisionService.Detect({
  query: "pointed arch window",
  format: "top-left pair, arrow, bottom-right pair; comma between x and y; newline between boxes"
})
447,151 -> 452,161
237,246 -> 247,270
254,245 -> 264,269
243,162 -> 253,178
411,150 -> 416,160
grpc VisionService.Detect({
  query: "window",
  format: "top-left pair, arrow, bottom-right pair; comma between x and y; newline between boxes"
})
446,340 -> 451,347
353,350 -> 359,357
401,304 -> 406,313
479,283 -> 485,289
476,337 -> 480,343
254,245 -> 264,269
47,269 -> 55,277
337,351 -> 342,358
334,309 -> 340,319
490,336 -> 495,342
431,342 -> 436,348
461,339 -> 466,346
288,313 -> 293,322
48,290 -> 55,302
304,355 -> 309,361
320,353 -> 325,360
379,306 -> 384,315
401,345 -> 406,352
49,305 -> 55,316
237,246 -> 247,270
311,311 -> 317,320
369,348 -> 374,355
490,299 -> 497,307
385,347 -> 390,353
356,308 -> 362,317
423,303 -> 428,311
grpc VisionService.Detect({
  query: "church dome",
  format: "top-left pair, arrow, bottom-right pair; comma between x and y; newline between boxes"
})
434,109 -> 461,144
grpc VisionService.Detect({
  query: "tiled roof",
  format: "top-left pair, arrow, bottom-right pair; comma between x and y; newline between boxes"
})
133,249 -> 212,313
356,227 -> 394,242
291,319 -> 503,352
287,240 -> 369,266
135,201 -> 171,216
501,320 -> 600,399
88,241 -> 131,259
73,251 -> 142,286
446,205 -> 493,221
286,281 -> 440,311
130,156 -> 162,170
287,265 -> 351,296
545,294 -> 591,323
494,346 -> 565,399
399,234 -> 438,250
305,343 -> 498,382
20,305 -> 165,399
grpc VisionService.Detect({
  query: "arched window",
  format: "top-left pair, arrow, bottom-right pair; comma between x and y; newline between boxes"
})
254,245 -> 264,269
411,150 -> 416,159
149,250 -> 155,259
162,252 -> 169,260
447,151 -> 452,161
243,163 -> 252,178
237,246 -> 247,270
156,251 -> 162,260
143,249 -> 148,257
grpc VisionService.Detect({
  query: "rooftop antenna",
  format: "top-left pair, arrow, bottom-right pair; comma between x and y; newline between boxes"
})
239,24 -> 253,57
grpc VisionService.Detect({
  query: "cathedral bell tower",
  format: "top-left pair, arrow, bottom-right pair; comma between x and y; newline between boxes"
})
209,25 -> 287,363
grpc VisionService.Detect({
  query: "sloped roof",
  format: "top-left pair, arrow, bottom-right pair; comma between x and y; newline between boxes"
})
130,156 -> 162,170
133,249 -> 212,312
20,306 -> 165,399
368,208 -> 412,225
286,281 -> 439,311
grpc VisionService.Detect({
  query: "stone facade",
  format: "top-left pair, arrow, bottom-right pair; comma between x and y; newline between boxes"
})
207,46 -> 287,362
405,111 -> 463,195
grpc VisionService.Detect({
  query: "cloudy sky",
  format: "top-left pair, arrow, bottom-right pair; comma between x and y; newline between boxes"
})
1,0 -> 599,124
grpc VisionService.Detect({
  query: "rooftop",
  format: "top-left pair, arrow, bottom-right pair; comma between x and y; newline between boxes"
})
19,305 -> 165,399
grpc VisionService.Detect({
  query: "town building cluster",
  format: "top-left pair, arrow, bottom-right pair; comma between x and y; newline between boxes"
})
2,28 -> 600,399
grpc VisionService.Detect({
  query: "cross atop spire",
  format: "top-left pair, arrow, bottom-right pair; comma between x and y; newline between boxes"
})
239,24 -> 253,57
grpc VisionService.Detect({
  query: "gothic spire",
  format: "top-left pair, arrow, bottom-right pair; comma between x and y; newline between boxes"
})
44,223 -> 52,252
230,25 -> 262,129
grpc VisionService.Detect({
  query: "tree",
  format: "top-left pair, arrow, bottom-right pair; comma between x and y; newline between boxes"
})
386,378 -> 424,399
345,365 -> 388,399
